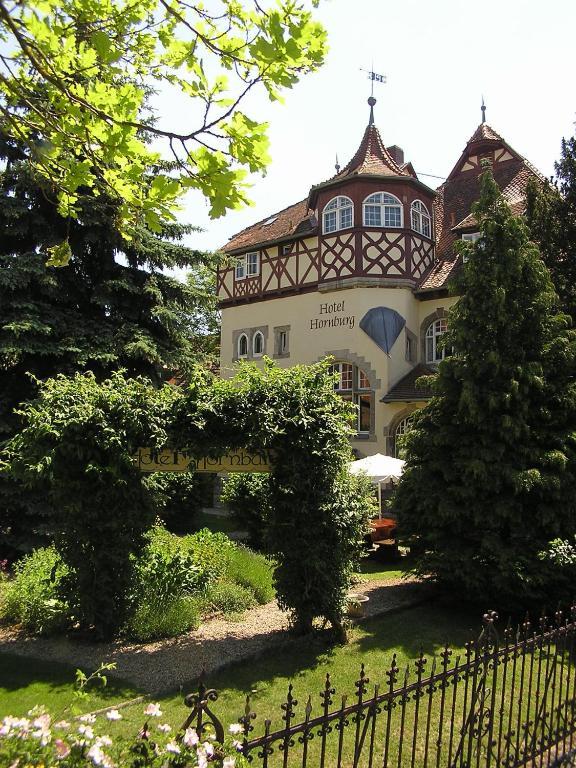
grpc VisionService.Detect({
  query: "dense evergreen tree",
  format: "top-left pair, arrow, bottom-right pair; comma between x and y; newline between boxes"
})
0,134 -> 220,554
527,135 -> 576,319
394,170 -> 576,608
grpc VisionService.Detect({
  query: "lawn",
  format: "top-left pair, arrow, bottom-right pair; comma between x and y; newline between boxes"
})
0,653 -> 141,719
100,602 -> 482,739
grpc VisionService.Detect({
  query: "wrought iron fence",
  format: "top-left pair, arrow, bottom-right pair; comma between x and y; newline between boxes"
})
182,607 -> 576,767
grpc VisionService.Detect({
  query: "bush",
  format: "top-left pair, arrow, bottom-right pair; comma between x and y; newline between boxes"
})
204,581 -> 257,615
226,545 -> 275,604
126,596 -> 201,642
183,528 -> 234,583
1,546 -> 69,634
220,473 -> 271,549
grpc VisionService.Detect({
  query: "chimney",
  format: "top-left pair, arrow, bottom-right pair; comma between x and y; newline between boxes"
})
386,145 -> 405,166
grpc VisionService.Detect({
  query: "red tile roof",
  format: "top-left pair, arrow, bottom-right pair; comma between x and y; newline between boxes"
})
381,364 -> 436,402
333,124 -> 414,180
416,257 -> 460,292
221,199 -> 315,253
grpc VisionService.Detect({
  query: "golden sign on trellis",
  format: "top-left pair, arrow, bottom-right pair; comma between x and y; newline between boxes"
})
132,448 -> 272,473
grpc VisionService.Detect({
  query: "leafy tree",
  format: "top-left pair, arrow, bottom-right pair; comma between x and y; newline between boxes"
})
527,135 -> 576,319
0,0 -> 327,252
0,133 -> 219,554
394,170 -> 576,608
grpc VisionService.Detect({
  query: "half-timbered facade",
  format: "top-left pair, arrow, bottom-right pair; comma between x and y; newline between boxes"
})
216,106 -> 543,457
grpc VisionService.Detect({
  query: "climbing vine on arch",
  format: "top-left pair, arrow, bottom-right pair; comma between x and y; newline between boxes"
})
3,361 -> 372,639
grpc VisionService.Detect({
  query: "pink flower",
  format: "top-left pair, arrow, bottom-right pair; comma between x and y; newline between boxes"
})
182,727 -> 199,747
54,720 -> 71,730
87,743 -> 106,765
165,741 -> 181,754
223,758 -> 236,768
144,703 -> 162,717
232,739 -> 243,751
80,713 -> 97,724
203,741 -> 214,757
78,724 -> 94,740
106,709 -> 122,721
55,738 -> 71,759
229,723 -> 243,735
157,723 -> 171,733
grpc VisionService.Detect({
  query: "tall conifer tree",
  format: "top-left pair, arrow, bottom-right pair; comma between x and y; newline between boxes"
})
527,135 -> 576,319
0,133 -> 220,553
394,170 -> 576,607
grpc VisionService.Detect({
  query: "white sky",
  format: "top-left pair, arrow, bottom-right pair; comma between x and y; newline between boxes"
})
165,0 -> 576,276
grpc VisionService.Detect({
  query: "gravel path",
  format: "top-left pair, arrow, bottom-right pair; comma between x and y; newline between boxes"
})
0,577 -> 429,695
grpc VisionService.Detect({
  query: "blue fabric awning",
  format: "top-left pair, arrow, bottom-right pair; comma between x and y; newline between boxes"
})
359,307 -> 406,355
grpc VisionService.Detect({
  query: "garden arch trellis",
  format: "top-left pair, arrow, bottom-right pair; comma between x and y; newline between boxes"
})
6,361 -> 369,639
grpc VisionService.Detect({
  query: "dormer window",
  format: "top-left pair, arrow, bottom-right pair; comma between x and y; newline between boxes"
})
411,200 -> 431,237
462,232 -> 480,243
323,196 -> 353,234
363,192 -> 403,228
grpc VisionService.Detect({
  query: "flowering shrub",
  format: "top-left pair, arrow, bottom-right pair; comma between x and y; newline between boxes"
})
0,703 -> 246,768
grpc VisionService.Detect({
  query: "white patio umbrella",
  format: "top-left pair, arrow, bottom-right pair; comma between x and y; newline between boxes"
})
349,453 -> 405,517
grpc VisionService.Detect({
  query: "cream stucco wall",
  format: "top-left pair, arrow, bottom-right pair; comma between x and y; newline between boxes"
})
220,286 -> 457,456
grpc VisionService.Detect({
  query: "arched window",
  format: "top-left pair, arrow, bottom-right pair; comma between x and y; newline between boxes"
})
238,333 -> 248,358
329,361 -> 372,434
363,192 -> 403,228
394,415 -> 415,457
323,196 -> 353,234
425,318 -> 449,363
411,200 -> 431,237
253,331 -> 264,357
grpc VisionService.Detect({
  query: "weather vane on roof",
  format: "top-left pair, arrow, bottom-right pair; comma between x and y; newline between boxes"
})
360,65 -> 386,125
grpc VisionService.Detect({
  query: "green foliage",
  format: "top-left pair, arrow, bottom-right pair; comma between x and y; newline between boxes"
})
170,360 -> 371,634
221,472 -> 272,549
527,134 -> 576,319
226,545 -> 275,604
394,170 -> 576,608
126,597 -> 201,642
143,472 -> 212,534
1,546 -> 69,634
3,372 -> 177,639
204,581 -> 257,615
0,0 -> 327,237
4,360 -> 367,637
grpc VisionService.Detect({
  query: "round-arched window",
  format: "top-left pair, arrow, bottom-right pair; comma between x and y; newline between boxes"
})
238,333 -> 248,358
394,415 -> 415,457
411,200 -> 431,237
323,196 -> 353,234
363,192 -> 403,228
425,318 -> 448,363
253,331 -> 264,357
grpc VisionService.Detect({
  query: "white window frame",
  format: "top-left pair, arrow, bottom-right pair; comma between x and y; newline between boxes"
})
322,196 -> 354,234
425,318 -> 449,363
237,333 -> 249,358
252,331 -> 265,357
462,232 -> 481,242
246,251 -> 260,276
235,252 -> 260,280
411,200 -> 431,238
363,192 -> 403,228
278,330 -> 288,354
